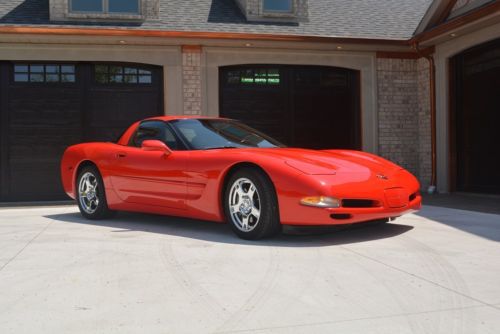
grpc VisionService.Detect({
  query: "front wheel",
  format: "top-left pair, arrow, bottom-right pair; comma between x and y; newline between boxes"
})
224,168 -> 281,240
76,166 -> 115,220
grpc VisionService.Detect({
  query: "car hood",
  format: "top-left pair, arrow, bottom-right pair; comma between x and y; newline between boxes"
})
247,148 -> 403,176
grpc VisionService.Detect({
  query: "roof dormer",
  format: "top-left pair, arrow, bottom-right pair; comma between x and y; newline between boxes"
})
50,0 -> 160,22
235,0 -> 309,23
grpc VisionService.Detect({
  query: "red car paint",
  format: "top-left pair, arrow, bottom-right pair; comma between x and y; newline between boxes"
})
61,116 -> 421,226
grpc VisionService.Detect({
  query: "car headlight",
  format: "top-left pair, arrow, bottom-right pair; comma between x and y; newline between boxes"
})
300,196 -> 341,208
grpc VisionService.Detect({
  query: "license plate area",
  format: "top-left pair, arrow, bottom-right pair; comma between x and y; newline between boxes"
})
384,188 -> 409,208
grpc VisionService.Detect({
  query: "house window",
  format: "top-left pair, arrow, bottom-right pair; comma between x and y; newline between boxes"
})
95,65 -> 152,84
263,0 -> 293,13
70,0 -> 140,14
108,0 -> 139,14
71,0 -> 103,12
14,64 -> 76,83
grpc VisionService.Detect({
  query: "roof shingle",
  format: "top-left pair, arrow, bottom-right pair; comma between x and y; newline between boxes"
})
0,0 -> 433,40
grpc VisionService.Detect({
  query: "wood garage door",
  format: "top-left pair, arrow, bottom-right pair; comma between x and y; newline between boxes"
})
0,62 -> 163,202
450,38 -> 500,194
220,65 -> 361,150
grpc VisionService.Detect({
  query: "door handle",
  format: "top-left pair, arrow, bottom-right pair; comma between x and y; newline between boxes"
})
116,152 -> 127,158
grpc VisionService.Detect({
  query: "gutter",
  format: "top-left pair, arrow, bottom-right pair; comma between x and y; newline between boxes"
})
0,26 -> 408,46
411,0 -> 500,44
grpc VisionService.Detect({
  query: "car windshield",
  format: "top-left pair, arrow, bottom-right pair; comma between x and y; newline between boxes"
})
170,119 -> 286,150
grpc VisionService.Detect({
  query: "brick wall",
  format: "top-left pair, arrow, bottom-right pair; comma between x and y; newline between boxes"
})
377,58 -> 419,177
182,47 -> 202,115
377,57 -> 432,189
417,58 -> 432,189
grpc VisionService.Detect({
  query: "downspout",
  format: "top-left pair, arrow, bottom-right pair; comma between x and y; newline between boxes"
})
413,43 -> 437,194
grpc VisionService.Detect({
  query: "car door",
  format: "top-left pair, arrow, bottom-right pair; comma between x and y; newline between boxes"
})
110,120 -> 189,210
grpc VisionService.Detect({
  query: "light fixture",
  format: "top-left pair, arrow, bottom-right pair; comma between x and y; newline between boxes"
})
300,196 -> 341,208
119,40 -> 126,44
245,43 -> 252,47
450,33 -> 457,37
336,46 -> 343,50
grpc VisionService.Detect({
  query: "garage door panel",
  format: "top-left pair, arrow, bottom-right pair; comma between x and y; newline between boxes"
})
8,162 -> 63,201
452,38 -> 500,194
0,62 -> 164,202
8,88 -> 82,123
9,127 -> 82,158
220,65 -> 360,150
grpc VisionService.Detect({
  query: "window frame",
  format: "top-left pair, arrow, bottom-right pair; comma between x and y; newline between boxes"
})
223,67 -> 282,87
169,119 -> 285,151
262,0 -> 294,14
93,64 -> 154,86
129,121 -> 187,151
69,0 -> 141,15
12,63 -> 77,85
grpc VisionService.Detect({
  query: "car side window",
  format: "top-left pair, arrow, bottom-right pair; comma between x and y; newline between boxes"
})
130,121 -> 182,150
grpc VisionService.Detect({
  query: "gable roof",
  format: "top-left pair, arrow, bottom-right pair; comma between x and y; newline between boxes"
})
0,0 -> 433,40
414,0 -> 496,34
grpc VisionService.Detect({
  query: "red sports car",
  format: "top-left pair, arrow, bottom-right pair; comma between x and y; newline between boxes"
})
61,116 -> 421,239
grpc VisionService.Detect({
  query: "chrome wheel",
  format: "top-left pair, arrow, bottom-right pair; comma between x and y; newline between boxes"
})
228,178 -> 261,232
78,172 -> 100,215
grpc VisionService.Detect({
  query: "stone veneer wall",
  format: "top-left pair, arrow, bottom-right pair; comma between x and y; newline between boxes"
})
182,48 -> 202,115
377,58 -> 432,188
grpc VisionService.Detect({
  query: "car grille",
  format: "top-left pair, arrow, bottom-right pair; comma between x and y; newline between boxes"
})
342,199 -> 379,208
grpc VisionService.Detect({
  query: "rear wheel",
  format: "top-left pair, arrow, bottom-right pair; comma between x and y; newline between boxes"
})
76,166 -> 115,220
224,168 -> 281,240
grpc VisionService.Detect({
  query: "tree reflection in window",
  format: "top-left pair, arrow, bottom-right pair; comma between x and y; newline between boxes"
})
226,68 -> 280,85
14,64 -> 75,83
95,65 -> 152,84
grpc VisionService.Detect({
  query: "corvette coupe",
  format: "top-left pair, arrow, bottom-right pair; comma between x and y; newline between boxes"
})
61,116 -> 421,239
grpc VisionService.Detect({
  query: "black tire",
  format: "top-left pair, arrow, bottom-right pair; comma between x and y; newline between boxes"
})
76,165 -> 115,220
223,167 -> 281,240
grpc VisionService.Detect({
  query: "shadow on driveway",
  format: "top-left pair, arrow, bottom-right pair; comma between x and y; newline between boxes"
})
415,205 -> 500,242
44,211 -> 413,248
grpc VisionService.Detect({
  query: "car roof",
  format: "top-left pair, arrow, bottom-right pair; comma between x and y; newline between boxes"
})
144,115 -> 230,122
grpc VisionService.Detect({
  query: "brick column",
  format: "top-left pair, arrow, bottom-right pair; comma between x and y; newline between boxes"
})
182,45 -> 202,115
376,57 -> 433,190
377,58 -> 419,177
417,58 -> 432,189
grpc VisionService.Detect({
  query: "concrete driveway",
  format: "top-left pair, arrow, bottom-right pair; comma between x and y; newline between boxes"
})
0,205 -> 499,334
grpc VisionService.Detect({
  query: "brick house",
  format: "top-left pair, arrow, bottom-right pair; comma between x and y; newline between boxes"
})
0,0 -> 498,201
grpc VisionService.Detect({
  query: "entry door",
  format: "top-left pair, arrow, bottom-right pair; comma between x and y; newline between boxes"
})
451,38 -> 500,194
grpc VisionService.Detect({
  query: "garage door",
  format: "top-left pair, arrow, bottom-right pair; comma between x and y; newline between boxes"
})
0,62 -> 163,202
220,65 -> 361,150
450,38 -> 500,194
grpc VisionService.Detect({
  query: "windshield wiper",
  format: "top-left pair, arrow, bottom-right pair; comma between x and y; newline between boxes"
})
204,146 -> 239,150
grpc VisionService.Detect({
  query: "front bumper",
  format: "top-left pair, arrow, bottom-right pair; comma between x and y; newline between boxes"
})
281,193 -> 422,226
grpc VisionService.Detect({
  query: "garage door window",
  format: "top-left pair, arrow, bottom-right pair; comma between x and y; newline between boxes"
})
226,68 -> 280,85
95,65 -> 152,84
14,64 -> 76,83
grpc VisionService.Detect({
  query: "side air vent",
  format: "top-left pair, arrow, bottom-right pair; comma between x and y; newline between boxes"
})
330,213 -> 352,220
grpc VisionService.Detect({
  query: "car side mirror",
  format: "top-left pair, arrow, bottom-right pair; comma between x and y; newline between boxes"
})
141,140 -> 172,156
